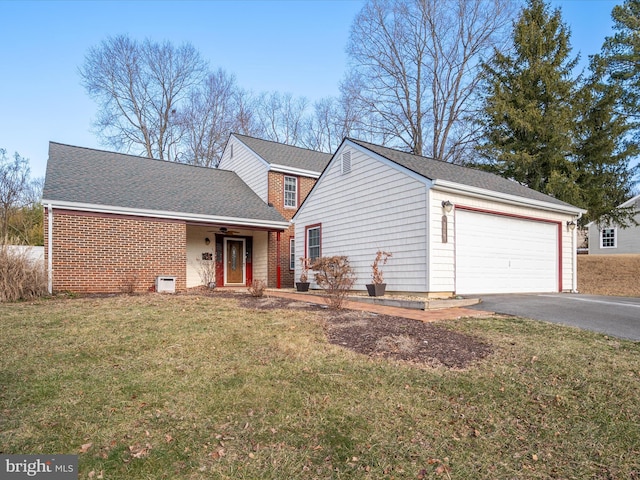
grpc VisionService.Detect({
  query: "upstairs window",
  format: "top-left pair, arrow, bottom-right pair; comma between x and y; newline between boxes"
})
284,176 -> 298,208
600,228 -> 617,248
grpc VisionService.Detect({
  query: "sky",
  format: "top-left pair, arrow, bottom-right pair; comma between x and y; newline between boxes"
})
0,0 -> 621,180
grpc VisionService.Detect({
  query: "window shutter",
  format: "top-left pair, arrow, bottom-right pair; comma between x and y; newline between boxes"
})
341,151 -> 351,174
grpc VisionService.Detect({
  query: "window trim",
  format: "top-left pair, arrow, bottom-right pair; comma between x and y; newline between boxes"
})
305,224 -> 322,262
284,175 -> 298,209
289,237 -> 295,270
600,227 -> 617,249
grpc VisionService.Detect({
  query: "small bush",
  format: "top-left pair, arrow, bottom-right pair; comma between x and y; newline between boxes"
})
311,256 -> 356,309
0,245 -> 47,302
248,279 -> 267,297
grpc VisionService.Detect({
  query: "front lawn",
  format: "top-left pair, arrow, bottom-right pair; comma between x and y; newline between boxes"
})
1,293 -> 638,479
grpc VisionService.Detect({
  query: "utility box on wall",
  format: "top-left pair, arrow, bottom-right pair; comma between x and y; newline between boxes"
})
155,276 -> 177,293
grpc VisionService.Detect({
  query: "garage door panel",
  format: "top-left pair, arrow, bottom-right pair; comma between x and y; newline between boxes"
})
455,210 -> 558,294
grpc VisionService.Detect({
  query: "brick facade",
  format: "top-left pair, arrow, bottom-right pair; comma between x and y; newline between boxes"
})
267,172 -> 317,288
45,209 -> 186,293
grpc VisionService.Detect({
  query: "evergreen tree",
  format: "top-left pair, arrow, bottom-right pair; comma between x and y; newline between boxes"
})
476,0 -> 580,203
601,0 -> 640,136
476,0 -> 638,228
574,55 -> 639,227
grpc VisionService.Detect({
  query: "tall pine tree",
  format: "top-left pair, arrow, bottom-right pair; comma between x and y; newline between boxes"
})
476,0 -> 637,227
476,0 -> 579,203
601,0 -> 640,136
574,55 -> 638,227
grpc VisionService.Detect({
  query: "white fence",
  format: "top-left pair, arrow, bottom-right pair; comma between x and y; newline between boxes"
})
5,245 -> 44,265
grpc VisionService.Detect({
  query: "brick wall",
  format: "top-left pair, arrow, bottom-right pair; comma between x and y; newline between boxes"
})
267,172 -> 317,288
44,209 -> 186,293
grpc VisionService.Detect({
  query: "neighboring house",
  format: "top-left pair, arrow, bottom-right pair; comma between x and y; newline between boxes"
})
42,142 -> 289,294
587,193 -> 640,255
293,138 -> 586,296
218,133 -> 332,288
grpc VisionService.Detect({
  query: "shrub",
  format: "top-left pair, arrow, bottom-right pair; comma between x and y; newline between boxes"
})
371,250 -> 392,285
0,244 -> 47,302
248,279 -> 267,297
311,256 -> 356,309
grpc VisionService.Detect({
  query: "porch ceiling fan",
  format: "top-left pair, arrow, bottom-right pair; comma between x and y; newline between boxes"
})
207,226 -> 240,235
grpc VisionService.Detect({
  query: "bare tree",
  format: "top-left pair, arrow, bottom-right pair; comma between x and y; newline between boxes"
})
345,0 -> 514,162
80,35 -> 208,161
254,92 -> 309,145
0,149 -> 31,242
179,69 -> 255,167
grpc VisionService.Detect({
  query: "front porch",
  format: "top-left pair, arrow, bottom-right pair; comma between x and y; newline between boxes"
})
186,224 -> 280,289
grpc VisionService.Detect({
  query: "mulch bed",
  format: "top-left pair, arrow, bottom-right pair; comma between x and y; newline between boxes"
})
202,289 -> 492,369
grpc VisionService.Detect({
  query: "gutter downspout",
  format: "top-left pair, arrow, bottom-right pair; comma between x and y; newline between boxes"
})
572,212 -> 582,293
47,204 -> 53,294
276,231 -> 281,289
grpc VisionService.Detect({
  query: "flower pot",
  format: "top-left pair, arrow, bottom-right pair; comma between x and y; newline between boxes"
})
366,283 -> 386,297
296,282 -> 310,292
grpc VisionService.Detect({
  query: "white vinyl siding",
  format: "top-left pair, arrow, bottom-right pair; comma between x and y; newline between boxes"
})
294,145 -> 429,292
218,137 -> 269,202
284,176 -> 297,208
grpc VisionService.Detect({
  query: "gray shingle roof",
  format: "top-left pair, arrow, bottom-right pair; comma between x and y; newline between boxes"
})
43,142 -> 287,225
233,134 -> 332,173
348,139 -> 577,208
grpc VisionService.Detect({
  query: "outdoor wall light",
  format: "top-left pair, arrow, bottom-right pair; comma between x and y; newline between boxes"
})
220,227 -> 228,233
441,200 -> 454,213
205,237 -> 211,245
567,220 -> 576,231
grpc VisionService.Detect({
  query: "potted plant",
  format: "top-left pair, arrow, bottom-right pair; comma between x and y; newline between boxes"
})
366,250 -> 392,296
296,257 -> 311,292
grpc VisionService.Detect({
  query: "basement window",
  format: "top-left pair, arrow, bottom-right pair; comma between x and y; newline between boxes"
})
600,228 -> 617,248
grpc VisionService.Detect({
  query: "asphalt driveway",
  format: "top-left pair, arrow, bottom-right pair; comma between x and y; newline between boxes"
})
468,293 -> 640,341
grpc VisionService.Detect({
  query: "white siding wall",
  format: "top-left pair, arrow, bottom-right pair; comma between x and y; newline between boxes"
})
186,225 -> 216,288
429,191 -> 578,293
294,145 -> 429,293
218,137 -> 269,202
251,231 -> 269,283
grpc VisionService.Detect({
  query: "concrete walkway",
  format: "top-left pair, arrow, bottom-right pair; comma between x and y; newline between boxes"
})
267,289 -> 494,322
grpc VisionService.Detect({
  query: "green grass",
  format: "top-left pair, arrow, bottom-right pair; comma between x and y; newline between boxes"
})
1,294 -> 639,479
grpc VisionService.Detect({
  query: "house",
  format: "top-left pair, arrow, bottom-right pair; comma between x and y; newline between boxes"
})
293,138 -> 586,295
42,142 -> 289,294
587,193 -> 640,255
218,133 -> 332,287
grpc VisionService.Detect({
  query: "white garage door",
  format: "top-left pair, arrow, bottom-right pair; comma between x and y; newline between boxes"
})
455,210 -> 558,294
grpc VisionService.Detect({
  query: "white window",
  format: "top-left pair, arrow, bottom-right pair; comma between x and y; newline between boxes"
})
600,228 -> 617,248
306,225 -> 321,262
284,176 -> 297,208
289,238 -> 295,270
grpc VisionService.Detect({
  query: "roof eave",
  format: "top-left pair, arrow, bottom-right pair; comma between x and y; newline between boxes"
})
431,179 -> 586,215
42,199 -> 290,230
269,163 -> 321,178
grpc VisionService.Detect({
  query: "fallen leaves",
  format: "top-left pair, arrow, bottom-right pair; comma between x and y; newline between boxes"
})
79,442 -> 93,454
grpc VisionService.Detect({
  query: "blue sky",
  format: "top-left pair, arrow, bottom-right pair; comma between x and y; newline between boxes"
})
0,0 -> 620,180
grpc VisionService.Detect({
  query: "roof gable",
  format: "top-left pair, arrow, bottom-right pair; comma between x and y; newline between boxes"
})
348,138 -> 578,209
232,134 -> 332,173
42,142 -> 287,225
